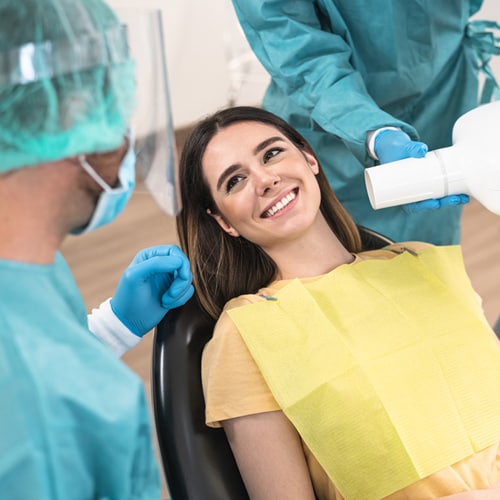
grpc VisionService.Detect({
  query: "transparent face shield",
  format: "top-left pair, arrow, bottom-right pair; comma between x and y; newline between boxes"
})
116,8 -> 180,216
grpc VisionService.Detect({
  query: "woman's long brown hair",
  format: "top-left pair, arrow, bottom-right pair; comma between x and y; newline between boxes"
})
177,106 -> 361,319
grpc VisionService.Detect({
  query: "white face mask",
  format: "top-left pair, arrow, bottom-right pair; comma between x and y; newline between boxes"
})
72,135 -> 136,235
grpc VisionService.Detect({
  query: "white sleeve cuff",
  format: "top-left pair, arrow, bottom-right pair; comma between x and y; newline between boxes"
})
88,298 -> 141,357
366,126 -> 401,160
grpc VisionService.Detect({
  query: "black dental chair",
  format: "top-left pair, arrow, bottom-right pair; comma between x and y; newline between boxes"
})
151,226 -> 394,500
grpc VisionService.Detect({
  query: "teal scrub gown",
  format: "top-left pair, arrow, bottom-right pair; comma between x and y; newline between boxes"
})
232,0 -> 498,244
0,253 -> 161,499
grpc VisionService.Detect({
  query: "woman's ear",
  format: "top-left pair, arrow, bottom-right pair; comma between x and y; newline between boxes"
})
303,149 -> 319,175
206,208 -> 241,237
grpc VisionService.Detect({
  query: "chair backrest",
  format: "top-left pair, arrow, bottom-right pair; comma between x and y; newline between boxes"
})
151,226 -> 393,500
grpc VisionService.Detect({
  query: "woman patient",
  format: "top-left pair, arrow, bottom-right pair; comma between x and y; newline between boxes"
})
176,106 -> 500,499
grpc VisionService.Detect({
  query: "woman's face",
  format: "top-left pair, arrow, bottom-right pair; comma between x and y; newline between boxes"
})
202,121 -> 323,251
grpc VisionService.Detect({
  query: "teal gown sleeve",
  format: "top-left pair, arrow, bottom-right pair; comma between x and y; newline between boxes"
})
231,0 -> 419,166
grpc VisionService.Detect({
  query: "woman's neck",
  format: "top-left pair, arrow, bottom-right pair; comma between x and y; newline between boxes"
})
264,219 -> 355,280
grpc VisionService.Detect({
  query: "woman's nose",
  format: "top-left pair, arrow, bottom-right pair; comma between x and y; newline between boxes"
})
255,168 -> 280,195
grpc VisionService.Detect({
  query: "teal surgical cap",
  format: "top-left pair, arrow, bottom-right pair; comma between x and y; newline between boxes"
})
0,0 -> 136,172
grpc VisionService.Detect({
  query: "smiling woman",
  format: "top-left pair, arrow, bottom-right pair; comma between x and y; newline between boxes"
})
175,106 -> 500,500
203,122 -> 325,251
177,106 -> 361,320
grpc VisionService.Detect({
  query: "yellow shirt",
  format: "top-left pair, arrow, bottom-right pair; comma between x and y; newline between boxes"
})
202,243 -> 500,499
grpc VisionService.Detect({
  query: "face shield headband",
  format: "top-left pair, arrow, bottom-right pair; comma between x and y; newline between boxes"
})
0,24 -> 130,87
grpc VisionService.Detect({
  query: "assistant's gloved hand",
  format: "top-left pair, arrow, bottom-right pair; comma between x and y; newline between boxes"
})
374,128 -> 428,164
110,245 -> 194,337
374,129 -> 469,213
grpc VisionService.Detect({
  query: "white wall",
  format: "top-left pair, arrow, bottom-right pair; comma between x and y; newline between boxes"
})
111,0 -> 499,129
110,0 -> 268,130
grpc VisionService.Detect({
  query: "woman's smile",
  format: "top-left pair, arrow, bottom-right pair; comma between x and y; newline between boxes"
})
261,188 -> 298,218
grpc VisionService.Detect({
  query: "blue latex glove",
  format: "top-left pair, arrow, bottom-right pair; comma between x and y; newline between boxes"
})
374,129 -> 469,213
110,245 -> 194,337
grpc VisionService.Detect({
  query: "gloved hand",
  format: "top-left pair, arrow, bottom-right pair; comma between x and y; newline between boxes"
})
374,129 -> 469,213
110,245 -> 194,337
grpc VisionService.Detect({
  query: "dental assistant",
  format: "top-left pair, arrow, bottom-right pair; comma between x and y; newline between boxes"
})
230,0 -> 499,244
0,0 -> 192,498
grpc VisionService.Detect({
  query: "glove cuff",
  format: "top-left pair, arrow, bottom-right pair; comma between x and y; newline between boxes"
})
88,298 -> 141,357
366,126 -> 401,161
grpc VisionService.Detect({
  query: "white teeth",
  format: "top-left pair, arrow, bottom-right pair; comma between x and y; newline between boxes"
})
265,191 -> 296,217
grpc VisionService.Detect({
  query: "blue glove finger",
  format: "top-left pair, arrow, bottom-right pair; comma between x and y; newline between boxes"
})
374,129 -> 428,163
404,140 -> 428,159
135,255 -> 193,305
124,254 -> 188,283
402,194 -> 469,214
135,245 -> 192,282
438,194 -> 470,208
164,274 -> 194,300
162,284 -> 195,310
402,199 -> 440,214
130,244 -> 183,265
165,245 -> 192,280
123,254 -> 192,306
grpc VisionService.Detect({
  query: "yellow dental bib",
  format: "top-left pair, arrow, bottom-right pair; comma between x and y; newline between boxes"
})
227,246 -> 500,500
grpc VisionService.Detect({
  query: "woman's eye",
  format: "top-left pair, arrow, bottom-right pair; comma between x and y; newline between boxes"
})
226,174 -> 245,193
263,147 -> 283,163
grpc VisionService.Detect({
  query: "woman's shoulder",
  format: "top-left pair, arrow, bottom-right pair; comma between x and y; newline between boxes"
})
223,294 -> 262,312
213,287 -> 284,341
222,285 -> 283,313
212,295 -> 260,340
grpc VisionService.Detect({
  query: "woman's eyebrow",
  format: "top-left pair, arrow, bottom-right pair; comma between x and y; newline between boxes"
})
253,136 -> 284,155
216,136 -> 286,191
217,163 -> 241,191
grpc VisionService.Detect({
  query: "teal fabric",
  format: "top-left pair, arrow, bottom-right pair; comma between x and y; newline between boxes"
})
232,0 -> 497,244
0,253 -> 161,499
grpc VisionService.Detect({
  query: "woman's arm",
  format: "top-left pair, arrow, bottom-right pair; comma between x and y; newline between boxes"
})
440,486 -> 500,499
223,410 -> 316,499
